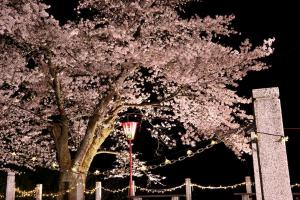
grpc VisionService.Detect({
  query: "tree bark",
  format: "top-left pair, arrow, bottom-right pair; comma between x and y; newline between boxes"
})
57,170 -> 87,200
51,122 -> 74,200
52,115 -> 116,200
52,122 -> 72,169
51,63 -> 135,200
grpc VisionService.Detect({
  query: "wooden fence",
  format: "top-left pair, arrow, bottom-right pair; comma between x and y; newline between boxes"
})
3,172 -> 193,200
3,172 -> 300,200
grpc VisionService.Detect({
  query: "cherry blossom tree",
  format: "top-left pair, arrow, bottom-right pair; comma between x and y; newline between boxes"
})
0,0 -> 274,199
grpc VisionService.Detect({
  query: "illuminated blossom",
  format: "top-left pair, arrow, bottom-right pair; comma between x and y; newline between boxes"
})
0,0 -> 273,188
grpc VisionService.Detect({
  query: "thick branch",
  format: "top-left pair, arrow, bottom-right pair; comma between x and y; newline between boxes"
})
124,102 -> 162,108
74,62 -> 140,169
47,63 -> 72,170
51,123 -> 72,170
74,103 -> 123,171
73,92 -> 116,168
52,73 -> 65,115
96,151 -> 119,155
77,106 -> 123,171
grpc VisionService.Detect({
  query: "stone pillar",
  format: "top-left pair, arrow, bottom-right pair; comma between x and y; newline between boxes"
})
185,178 -> 192,200
35,184 -> 42,200
95,182 -> 101,200
76,182 -> 84,200
242,176 -> 252,200
5,172 -> 15,200
132,180 -> 135,196
252,87 -> 292,200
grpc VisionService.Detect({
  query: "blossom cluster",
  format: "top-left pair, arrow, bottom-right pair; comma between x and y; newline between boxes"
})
0,0 -> 273,175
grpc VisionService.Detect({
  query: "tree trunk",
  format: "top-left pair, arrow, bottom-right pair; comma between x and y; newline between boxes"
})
57,170 -> 87,200
51,122 -> 76,200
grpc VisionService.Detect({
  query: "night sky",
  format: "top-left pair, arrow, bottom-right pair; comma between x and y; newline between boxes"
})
181,1 -> 300,199
2,0 -> 300,199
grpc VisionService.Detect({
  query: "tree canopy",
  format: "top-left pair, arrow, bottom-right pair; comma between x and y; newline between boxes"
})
0,0 -> 273,181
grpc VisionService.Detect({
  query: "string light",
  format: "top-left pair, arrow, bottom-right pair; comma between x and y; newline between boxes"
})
8,125 -> 297,182
192,182 -> 246,190
1,181 -> 300,198
13,184 -> 81,198
42,185 -> 76,198
1,127 -> 298,197
136,184 -> 185,194
141,165 -> 147,171
50,144 -> 203,177
279,136 -> 289,143
42,193 -> 60,198
93,170 -> 100,175
211,140 -> 217,145
6,127 -> 297,197
186,150 -> 193,156
95,141 -> 218,177
251,131 -> 290,144
250,132 -> 258,142
84,184 -> 103,195
84,188 -> 96,195
164,158 -> 171,165
102,186 -> 129,193
1,138 -> 221,179
51,162 -> 59,168
15,188 -> 36,198
291,183 -> 300,189
147,142 -> 217,170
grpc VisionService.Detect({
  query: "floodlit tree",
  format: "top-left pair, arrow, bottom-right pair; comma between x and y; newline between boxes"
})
0,0 -> 274,198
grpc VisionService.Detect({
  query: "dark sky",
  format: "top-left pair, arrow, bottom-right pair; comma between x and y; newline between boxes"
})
180,1 -> 300,199
181,0 -> 300,126
182,1 -> 300,199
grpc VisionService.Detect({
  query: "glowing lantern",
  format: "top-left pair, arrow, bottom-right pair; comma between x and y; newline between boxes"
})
121,122 -> 138,140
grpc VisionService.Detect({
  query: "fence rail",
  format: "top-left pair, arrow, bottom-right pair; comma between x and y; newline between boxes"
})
2,172 -> 300,200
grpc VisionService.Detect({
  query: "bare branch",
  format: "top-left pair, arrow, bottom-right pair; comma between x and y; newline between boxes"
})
96,151 -> 119,155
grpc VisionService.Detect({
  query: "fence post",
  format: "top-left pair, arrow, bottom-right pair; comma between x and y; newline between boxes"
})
132,181 -> 142,200
172,197 -> 179,200
95,182 -> 101,200
132,180 -> 136,196
76,182 -> 84,200
242,176 -> 252,200
246,176 -> 252,200
35,184 -> 42,200
5,172 -> 15,200
185,178 -> 192,200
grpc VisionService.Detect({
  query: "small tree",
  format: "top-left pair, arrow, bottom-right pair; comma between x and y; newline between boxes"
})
0,0 -> 274,199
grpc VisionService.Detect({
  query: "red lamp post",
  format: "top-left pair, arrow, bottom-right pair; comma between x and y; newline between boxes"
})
121,121 -> 138,199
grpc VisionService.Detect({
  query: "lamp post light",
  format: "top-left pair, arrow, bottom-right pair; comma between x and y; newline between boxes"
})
121,121 -> 138,199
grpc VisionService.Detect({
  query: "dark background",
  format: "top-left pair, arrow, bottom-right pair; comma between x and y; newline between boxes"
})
1,0 -> 300,199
